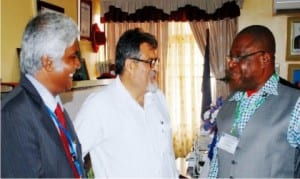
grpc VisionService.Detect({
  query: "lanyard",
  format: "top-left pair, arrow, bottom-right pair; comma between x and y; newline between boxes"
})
46,106 -> 83,177
230,92 -> 268,137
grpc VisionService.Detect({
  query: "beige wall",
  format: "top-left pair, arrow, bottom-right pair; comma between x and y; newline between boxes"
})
1,0 -> 34,82
1,0 -> 299,82
42,0 -> 77,21
239,0 -> 300,79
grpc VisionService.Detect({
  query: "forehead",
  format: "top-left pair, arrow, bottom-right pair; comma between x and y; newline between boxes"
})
139,42 -> 157,57
231,33 -> 258,53
65,40 -> 79,53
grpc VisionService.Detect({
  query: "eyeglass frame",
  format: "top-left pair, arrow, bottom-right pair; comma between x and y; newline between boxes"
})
129,57 -> 158,68
226,50 -> 266,63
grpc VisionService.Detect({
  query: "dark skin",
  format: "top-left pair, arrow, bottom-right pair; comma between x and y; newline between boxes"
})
226,33 -> 275,92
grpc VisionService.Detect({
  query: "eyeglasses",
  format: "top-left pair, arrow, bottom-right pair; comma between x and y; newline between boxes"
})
226,50 -> 265,63
130,57 -> 158,68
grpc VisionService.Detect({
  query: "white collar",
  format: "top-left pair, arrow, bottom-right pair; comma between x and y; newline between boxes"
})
25,74 -> 63,112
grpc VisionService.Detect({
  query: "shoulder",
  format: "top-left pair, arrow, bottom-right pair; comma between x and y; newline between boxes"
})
1,86 -> 46,133
76,82 -> 117,119
154,89 -> 166,99
84,82 -> 116,104
278,82 -> 300,97
2,86 -> 32,112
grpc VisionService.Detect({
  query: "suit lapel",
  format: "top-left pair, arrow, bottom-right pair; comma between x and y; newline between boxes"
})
20,75 -> 67,152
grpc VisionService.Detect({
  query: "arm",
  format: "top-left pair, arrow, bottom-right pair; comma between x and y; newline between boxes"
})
73,97 -> 104,158
207,135 -> 219,179
287,97 -> 300,147
1,110 -> 41,177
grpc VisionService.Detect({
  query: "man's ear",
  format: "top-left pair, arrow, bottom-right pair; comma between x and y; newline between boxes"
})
261,52 -> 272,68
124,59 -> 136,75
41,55 -> 53,72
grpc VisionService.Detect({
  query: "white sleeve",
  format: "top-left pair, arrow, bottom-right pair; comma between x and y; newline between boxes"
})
73,93 -> 104,158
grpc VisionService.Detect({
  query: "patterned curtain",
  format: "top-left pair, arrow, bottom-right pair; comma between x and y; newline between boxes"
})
100,0 -> 242,22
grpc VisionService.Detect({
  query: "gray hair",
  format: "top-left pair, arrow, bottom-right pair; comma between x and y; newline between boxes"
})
20,12 -> 79,75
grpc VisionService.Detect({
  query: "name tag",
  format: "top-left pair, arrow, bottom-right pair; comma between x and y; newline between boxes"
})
217,133 -> 239,154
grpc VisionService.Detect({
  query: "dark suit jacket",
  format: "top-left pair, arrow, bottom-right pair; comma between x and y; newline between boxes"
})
1,75 -> 85,178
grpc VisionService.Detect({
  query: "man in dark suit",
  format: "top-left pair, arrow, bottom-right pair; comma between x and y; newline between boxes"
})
1,12 -> 85,178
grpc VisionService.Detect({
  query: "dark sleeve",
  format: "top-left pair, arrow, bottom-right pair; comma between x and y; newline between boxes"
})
1,110 -> 41,177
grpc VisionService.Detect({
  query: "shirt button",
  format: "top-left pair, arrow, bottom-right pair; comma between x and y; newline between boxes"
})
231,160 -> 236,164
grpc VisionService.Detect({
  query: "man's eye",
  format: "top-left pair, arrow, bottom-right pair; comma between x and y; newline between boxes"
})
70,53 -> 80,60
75,51 -> 81,59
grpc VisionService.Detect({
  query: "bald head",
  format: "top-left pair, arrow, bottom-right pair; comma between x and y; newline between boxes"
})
236,25 -> 276,54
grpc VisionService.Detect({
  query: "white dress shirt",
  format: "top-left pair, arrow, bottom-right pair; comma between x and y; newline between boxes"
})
73,76 -> 178,178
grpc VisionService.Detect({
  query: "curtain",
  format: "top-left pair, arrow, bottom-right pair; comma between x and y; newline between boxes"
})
189,18 -> 238,98
165,22 -> 217,158
105,22 -> 168,91
201,29 -> 212,119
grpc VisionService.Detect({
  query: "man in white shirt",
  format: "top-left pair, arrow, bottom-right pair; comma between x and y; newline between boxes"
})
74,28 -> 178,178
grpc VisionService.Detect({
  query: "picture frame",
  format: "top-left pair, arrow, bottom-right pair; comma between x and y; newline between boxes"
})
37,0 -> 64,14
79,0 -> 92,40
287,64 -> 300,86
16,48 -> 21,60
286,16 -> 300,61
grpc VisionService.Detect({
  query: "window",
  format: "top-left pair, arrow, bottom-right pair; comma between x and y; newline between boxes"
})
166,22 -> 216,158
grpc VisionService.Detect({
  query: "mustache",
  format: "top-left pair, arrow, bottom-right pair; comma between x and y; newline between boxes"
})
217,70 -> 231,83
217,76 -> 230,83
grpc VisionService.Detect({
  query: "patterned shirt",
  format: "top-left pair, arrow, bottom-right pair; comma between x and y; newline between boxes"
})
208,74 -> 300,178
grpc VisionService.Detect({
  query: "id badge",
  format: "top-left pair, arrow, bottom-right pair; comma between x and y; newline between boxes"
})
72,141 -> 77,153
217,133 -> 239,154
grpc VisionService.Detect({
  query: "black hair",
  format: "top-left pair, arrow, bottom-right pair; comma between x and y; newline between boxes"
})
115,28 -> 158,75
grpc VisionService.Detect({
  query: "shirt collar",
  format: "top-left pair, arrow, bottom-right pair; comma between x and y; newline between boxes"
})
25,74 -> 62,111
229,73 -> 279,101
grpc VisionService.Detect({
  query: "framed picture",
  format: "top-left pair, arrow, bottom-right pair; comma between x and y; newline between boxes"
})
79,0 -> 92,40
286,16 -> 300,61
16,48 -> 21,60
287,64 -> 300,87
37,0 -> 64,14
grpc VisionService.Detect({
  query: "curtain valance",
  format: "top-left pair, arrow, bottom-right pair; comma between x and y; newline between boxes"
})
100,0 -> 243,22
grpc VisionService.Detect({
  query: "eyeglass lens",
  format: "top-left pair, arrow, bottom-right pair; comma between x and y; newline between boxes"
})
227,50 -> 265,62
